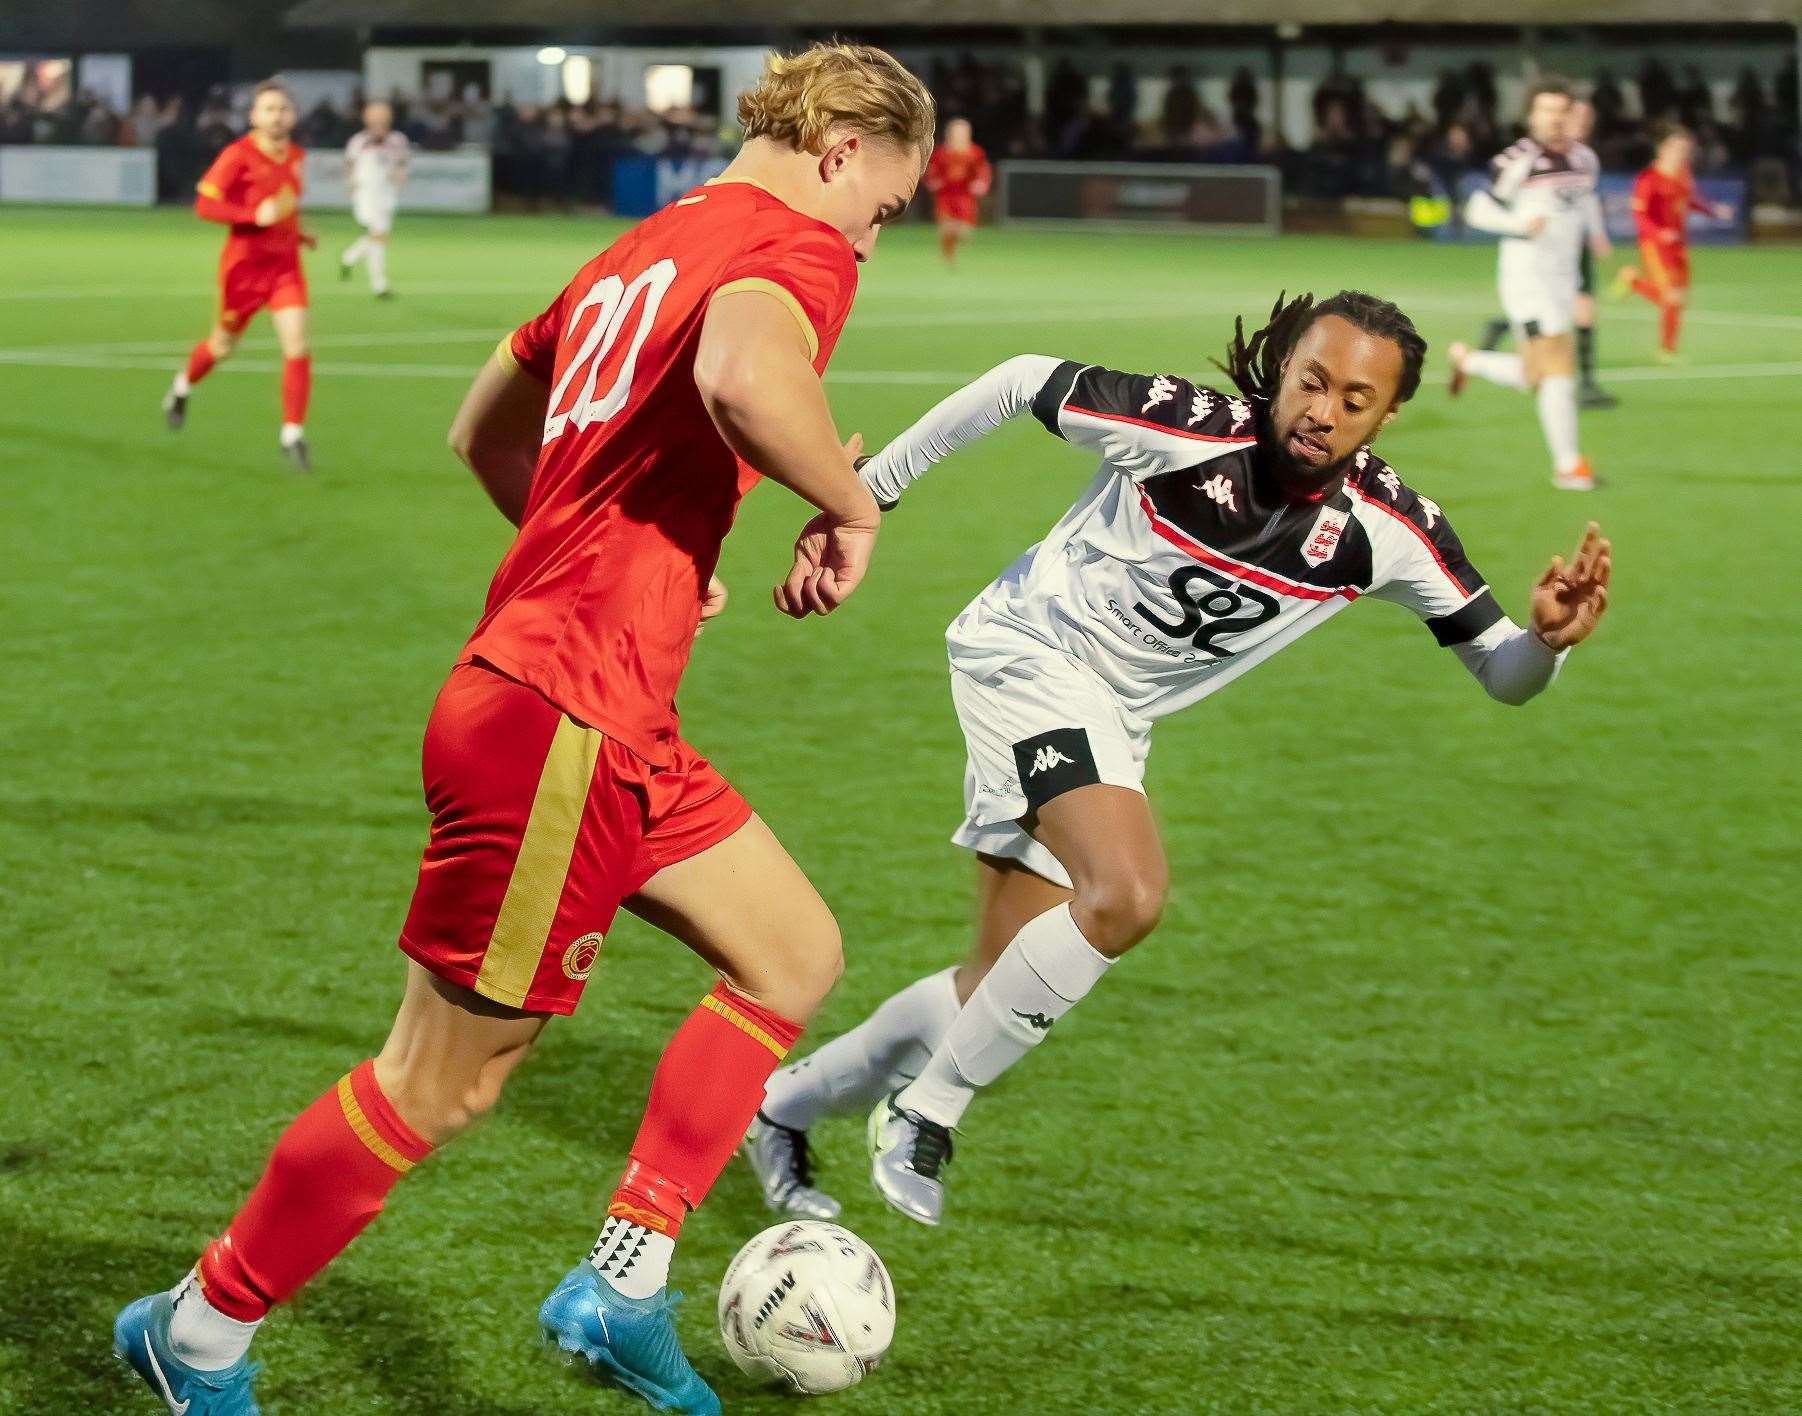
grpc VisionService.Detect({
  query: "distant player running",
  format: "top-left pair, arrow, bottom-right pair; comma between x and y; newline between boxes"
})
925,117 -> 991,266
163,80 -> 316,472
743,292 -> 1611,1227
1473,96 -> 1616,410
1611,125 -> 1731,362
339,101 -> 410,299
114,43 -> 932,1416
1448,80 -> 1607,491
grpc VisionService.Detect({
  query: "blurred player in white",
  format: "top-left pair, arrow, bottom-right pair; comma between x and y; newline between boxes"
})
339,101 -> 409,298
1448,80 -> 1608,491
743,291 -> 1612,1226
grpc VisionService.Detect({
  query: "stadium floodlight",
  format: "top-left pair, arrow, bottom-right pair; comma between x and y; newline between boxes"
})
536,46 -> 567,66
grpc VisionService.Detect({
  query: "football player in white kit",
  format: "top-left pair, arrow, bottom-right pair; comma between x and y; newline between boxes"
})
744,292 -> 1612,1226
339,101 -> 409,298
1448,80 -> 1609,490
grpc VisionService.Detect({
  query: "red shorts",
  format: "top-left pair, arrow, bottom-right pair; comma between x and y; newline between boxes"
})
219,258 -> 307,332
934,192 -> 979,227
1639,238 -> 1690,294
398,660 -> 753,1014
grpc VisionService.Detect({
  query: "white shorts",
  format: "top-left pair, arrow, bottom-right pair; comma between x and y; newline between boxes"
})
1500,272 -> 1575,339
353,195 -> 396,235
948,646 -> 1148,889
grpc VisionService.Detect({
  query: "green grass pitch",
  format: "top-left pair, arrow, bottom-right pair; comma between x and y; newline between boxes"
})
1,206 -> 1798,1414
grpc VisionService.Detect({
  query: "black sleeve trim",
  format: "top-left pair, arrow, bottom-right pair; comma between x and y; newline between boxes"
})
1030,360 -> 1085,438
1426,589 -> 1505,647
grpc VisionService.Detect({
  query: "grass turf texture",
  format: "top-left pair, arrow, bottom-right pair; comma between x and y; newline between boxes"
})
0,207 -> 1798,1415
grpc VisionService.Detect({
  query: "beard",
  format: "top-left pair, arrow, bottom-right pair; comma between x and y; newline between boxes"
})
1258,422 -> 1356,498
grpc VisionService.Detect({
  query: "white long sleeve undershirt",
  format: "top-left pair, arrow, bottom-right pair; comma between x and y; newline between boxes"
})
859,354 -> 1061,506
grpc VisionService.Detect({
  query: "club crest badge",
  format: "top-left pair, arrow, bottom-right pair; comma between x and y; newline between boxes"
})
1301,506 -> 1349,567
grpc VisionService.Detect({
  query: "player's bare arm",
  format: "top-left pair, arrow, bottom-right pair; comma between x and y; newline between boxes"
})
694,289 -> 881,616
448,351 -> 550,526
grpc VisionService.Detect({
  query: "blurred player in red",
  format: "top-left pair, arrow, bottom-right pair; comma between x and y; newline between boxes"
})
113,42 -> 933,1416
1612,124 -> 1732,361
163,79 -> 317,471
926,117 -> 991,265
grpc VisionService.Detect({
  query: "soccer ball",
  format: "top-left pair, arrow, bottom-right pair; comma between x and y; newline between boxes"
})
717,1220 -> 896,1394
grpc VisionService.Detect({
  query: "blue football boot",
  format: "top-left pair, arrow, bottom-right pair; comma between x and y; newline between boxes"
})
113,1291 -> 262,1415
539,1263 -> 720,1415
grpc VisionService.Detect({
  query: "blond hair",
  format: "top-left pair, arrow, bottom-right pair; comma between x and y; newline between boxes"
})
737,43 -> 935,159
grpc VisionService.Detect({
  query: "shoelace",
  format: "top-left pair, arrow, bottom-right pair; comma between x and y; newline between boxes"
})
907,1116 -> 954,1179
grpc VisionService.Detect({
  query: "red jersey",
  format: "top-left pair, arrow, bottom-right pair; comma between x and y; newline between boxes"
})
465,180 -> 858,765
926,143 -> 992,199
1632,165 -> 1710,247
196,135 -> 304,268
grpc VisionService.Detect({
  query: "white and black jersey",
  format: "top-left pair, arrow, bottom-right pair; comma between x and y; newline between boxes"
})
861,354 -> 1563,735
1467,138 -> 1603,332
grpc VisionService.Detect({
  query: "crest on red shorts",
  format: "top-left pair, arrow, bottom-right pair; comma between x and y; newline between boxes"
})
562,932 -> 604,980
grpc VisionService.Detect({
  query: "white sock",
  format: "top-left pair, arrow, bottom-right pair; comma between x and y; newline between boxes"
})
367,243 -> 388,294
280,422 -> 304,447
1462,349 -> 1527,391
171,372 -> 191,397
342,237 -> 368,266
898,904 -> 1113,1129
1535,374 -> 1582,473
762,967 -> 961,1130
587,1215 -> 674,1300
166,1269 -> 259,1371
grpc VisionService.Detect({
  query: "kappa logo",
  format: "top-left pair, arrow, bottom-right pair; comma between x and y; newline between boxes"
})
1355,447 -> 1371,472
1227,396 -> 1251,431
1141,374 -> 1178,413
561,932 -> 604,980
1012,1009 -> 1056,1032
1187,389 -> 1216,426
1377,469 -> 1403,501
1301,505 -> 1349,567
1198,473 -> 1237,511
1027,746 -> 1075,776
1418,496 -> 1441,529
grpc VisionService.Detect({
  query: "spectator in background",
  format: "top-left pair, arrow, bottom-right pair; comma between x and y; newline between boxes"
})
1640,58 -> 1678,122
1161,66 -> 1202,148
1678,67 -> 1714,127
1108,62 -> 1137,138
1229,65 -> 1261,146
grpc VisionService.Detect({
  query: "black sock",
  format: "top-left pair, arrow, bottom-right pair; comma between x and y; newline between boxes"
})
1577,325 -> 1596,384
1479,318 -> 1510,352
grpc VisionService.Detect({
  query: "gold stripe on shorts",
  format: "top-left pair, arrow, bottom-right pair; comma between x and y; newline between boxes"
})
700,992 -> 789,1059
337,1074 -> 415,1173
474,715 -> 603,1008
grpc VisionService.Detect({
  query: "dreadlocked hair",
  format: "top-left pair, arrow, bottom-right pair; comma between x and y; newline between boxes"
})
1213,289 -> 1429,406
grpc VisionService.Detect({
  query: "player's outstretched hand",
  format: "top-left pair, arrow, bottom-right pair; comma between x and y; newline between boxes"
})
1530,521 -> 1612,651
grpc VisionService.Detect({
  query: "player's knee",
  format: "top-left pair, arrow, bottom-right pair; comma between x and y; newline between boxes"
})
763,913 -> 844,1021
1074,870 -> 1165,955
208,332 -> 236,358
375,1047 -> 514,1143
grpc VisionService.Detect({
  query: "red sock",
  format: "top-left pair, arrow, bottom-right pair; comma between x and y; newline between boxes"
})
1660,302 -> 1681,353
606,982 -> 804,1236
195,1060 -> 431,1320
183,342 -> 216,387
281,354 -> 311,426
939,230 -> 958,264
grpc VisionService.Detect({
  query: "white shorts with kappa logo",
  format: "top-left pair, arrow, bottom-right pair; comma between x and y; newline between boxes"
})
948,644 -> 1148,889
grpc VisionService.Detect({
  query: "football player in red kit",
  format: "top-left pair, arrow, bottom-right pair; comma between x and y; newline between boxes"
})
1612,125 -> 1732,360
164,80 -> 317,471
113,43 -> 934,1416
926,117 -> 992,265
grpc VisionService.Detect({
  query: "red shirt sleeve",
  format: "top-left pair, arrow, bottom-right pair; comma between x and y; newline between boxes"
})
195,145 -> 255,225
971,146 -> 993,196
714,212 -> 857,367
1631,169 -> 1660,245
505,287 -> 567,382
924,147 -> 946,193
